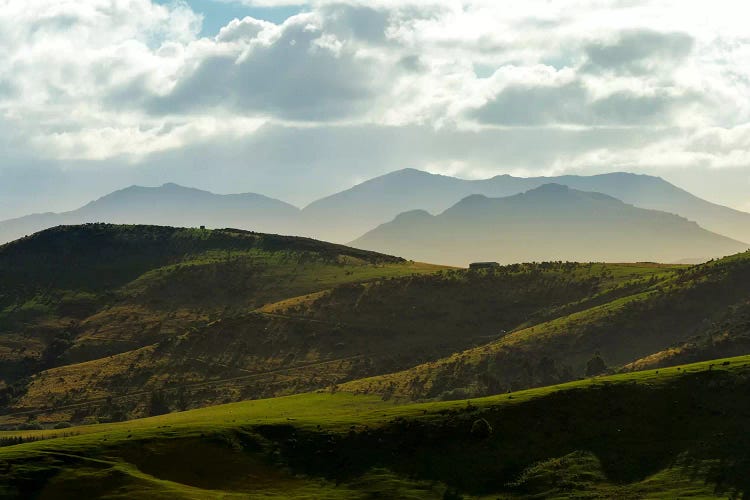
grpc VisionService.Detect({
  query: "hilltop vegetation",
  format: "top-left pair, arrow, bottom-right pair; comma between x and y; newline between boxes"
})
0,356 -> 748,498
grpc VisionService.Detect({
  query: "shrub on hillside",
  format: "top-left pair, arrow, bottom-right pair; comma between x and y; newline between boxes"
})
470,418 -> 493,439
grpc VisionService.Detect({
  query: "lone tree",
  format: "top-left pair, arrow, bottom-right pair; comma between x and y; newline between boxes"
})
585,353 -> 607,377
148,390 -> 170,416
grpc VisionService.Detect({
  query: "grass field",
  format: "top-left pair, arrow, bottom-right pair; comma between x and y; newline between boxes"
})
1,355 -> 748,498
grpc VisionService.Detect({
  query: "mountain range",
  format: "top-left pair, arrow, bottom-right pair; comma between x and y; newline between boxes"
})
301,169 -> 750,244
352,183 -> 748,265
2,169 -> 749,265
0,183 -> 299,244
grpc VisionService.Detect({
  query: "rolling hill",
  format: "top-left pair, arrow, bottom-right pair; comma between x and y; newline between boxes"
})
341,250 -> 750,401
1,224 -> 748,443
0,356 -> 748,498
0,224 -> 691,426
1,224 -> 749,498
8,261 -> 676,424
0,183 -> 299,244
0,224 -> 448,416
350,184 -> 748,266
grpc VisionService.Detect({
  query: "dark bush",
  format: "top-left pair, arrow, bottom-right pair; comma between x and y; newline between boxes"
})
470,418 -> 493,439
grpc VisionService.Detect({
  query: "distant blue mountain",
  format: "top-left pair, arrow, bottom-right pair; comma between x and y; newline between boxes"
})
301,169 -> 750,244
0,183 -> 299,244
351,184 -> 748,265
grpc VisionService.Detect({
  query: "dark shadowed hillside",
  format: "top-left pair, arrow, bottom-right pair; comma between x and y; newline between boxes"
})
351,184 -> 748,265
0,224 -> 686,424
0,224 -> 440,412
342,251 -> 750,400
1,357 -> 749,499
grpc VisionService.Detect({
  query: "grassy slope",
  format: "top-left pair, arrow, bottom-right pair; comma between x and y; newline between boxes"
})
0,224 -> 446,416
625,297 -> 750,371
1,355 -> 748,498
4,262 -> 677,424
341,252 -> 750,399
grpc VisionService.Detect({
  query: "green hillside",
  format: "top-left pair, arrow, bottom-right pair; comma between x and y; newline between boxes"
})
0,224 -> 446,416
1,257 -> 679,425
342,251 -> 750,400
1,355 -> 748,499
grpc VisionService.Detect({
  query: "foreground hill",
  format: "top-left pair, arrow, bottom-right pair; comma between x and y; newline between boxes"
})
342,250 -> 750,400
302,168 -> 750,243
351,184 -> 748,266
0,224 -> 445,411
2,224 -> 747,430
3,254 -> 673,425
1,356 -> 748,498
0,183 -> 299,244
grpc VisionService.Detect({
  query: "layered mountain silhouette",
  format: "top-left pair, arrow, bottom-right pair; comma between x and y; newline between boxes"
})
301,169 -> 750,243
3,169 -> 750,261
350,184 -> 748,265
0,183 -> 299,244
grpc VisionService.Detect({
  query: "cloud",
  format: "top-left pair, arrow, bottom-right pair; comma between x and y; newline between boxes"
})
470,80 -> 699,127
144,13 -> 387,120
584,29 -> 695,75
0,0 -> 749,219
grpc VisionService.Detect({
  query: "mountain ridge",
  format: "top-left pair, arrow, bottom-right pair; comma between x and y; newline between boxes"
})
351,183 -> 748,265
3,169 -> 750,253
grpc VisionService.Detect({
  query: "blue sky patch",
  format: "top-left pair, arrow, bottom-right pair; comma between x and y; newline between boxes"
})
156,0 -> 302,36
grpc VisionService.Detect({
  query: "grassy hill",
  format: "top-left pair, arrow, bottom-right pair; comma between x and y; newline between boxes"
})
0,224 -> 446,415
0,355 -> 748,498
2,257 -> 682,425
341,251 -> 750,400
3,223 -> 748,439
625,298 -> 750,371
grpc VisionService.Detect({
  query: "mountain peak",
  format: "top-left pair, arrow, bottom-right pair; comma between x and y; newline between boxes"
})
526,183 -> 570,194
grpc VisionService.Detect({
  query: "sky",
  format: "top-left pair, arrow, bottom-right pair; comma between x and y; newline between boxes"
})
1,0 -> 750,219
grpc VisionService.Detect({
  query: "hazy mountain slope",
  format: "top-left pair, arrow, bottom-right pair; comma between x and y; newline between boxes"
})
302,169 -> 750,243
2,357 -> 749,499
0,183 -> 300,244
351,184 -> 748,265
556,172 -> 750,244
5,170 -> 749,247
342,250 -> 750,400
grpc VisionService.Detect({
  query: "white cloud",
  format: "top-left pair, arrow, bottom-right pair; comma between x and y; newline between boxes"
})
0,0 -> 749,217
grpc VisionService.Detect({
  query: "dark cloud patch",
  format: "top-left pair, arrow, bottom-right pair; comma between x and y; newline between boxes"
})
471,82 -> 588,126
584,29 -> 694,75
320,4 -> 390,44
472,81 -> 697,126
589,90 -> 697,125
143,19 -> 383,121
